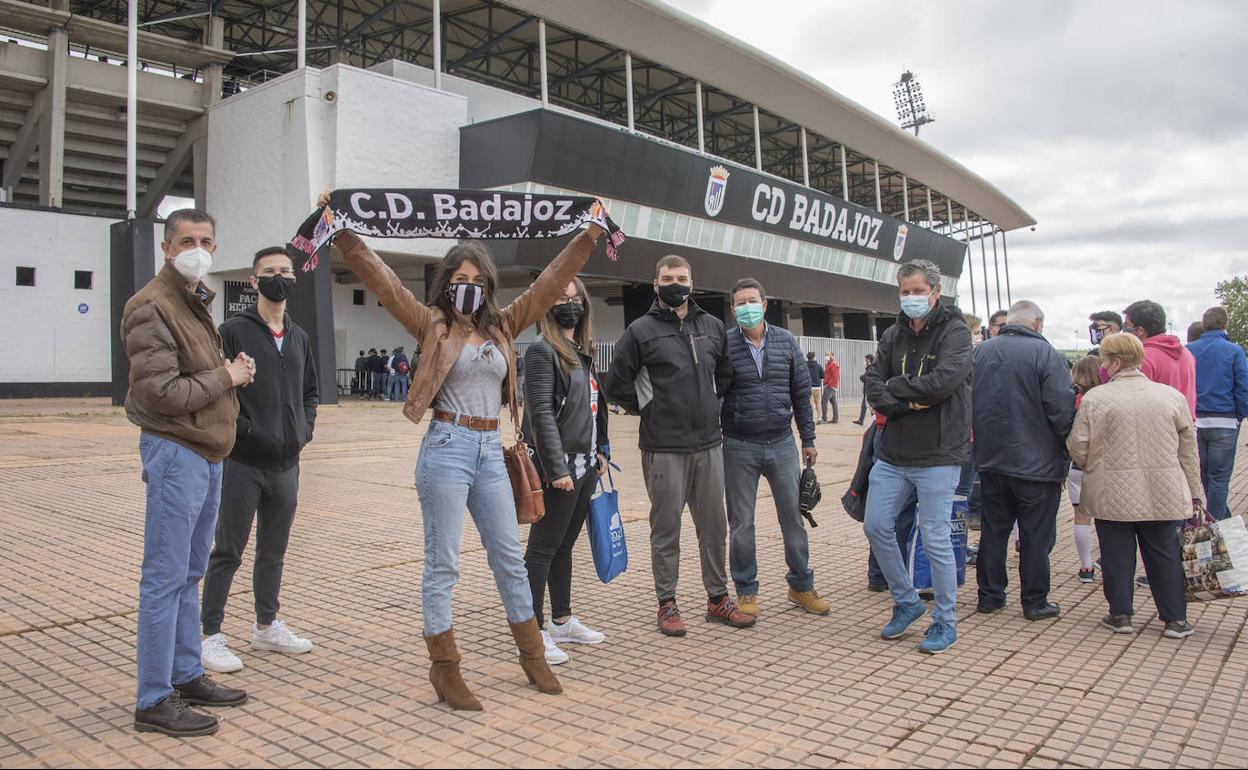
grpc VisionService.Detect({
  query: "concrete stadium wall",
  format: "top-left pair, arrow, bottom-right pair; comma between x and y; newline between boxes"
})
0,207 -> 160,393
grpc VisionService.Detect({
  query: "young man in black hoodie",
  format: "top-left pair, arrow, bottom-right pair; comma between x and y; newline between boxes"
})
200,246 -> 319,673
607,255 -> 755,636
862,259 -> 972,655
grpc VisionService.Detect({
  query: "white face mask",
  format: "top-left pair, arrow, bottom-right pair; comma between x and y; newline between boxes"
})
172,246 -> 212,282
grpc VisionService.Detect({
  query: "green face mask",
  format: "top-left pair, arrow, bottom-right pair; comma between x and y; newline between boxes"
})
734,303 -> 765,328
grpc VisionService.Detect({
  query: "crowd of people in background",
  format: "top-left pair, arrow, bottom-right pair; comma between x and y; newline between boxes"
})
119,203 -> 1245,737
352,346 -> 417,401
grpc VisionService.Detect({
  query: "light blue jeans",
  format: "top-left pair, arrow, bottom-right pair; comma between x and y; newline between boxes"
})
863,460 -> 960,626
415,421 -> 535,636
135,433 -> 221,709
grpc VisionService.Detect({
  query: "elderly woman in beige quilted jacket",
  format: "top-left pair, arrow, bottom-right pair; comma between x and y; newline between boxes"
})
1067,332 -> 1204,639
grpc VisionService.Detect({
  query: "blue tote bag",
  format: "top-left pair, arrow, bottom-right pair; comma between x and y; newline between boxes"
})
907,496 -> 969,590
587,461 -> 627,583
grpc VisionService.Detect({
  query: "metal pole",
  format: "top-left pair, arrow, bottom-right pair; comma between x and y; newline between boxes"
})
624,52 -> 634,131
752,105 -> 762,171
1001,229 -> 1013,305
902,175 -> 909,221
873,161 -> 881,213
432,0 -> 442,89
800,127 -> 809,187
695,80 -> 704,154
126,0 -> 137,218
961,205 -> 977,317
925,187 -> 933,227
990,224 -> 1003,310
538,19 -> 548,106
297,0 -> 306,69
976,212 -> 992,313
839,145 -> 848,200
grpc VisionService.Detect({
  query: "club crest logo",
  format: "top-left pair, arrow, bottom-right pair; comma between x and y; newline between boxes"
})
893,223 -> 909,261
704,165 -> 730,217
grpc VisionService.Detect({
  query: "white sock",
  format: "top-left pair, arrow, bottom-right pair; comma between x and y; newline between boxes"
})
1011,522 -> 1020,544
1073,524 -> 1094,569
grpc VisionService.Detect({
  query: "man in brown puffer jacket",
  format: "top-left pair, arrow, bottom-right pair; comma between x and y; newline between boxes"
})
122,209 -> 254,738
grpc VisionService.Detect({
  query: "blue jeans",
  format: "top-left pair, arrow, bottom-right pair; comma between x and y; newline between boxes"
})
724,434 -> 813,595
415,421 -> 534,635
864,460 -> 960,626
1198,426 -> 1240,520
135,434 -> 222,709
388,373 -> 408,401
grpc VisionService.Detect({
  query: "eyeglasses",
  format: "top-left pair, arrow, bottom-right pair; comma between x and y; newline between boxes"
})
554,296 -> 584,306
257,267 -> 296,277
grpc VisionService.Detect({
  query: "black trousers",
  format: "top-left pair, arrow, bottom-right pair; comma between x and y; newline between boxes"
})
525,469 -> 597,628
201,459 -> 300,635
976,471 -> 1060,611
1095,519 -> 1186,622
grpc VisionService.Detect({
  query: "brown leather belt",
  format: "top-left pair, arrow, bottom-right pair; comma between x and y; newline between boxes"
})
433,409 -> 500,431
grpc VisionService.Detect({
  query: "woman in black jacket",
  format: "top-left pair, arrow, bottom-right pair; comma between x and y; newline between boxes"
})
522,277 -> 610,665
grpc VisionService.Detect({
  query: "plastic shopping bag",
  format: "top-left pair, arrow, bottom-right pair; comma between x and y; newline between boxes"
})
907,496 -> 969,590
587,462 -> 627,583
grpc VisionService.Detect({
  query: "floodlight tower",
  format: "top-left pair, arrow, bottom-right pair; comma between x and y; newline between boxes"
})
893,70 -> 935,136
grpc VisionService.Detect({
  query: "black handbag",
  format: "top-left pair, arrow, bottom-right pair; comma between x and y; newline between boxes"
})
799,461 -> 821,528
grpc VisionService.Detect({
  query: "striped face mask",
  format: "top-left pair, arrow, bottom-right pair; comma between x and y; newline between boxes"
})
447,282 -> 485,315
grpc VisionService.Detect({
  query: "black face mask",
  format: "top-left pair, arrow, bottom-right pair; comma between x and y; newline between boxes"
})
656,282 -> 692,308
447,282 -> 485,315
552,303 -> 584,329
256,275 -> 295,302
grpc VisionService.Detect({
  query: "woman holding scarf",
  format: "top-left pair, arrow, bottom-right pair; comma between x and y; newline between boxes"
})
521,277 -> 610,666
318,192 -> 607,710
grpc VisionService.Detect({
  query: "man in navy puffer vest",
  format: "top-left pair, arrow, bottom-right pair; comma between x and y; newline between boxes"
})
721,278 -> 827,619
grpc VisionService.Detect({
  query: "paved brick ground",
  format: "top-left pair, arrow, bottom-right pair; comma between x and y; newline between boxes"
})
0,398 -> 1245,768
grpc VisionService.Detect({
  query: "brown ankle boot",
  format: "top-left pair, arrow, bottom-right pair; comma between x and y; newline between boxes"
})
423,629 -> 482,711
509,617 -> 562,694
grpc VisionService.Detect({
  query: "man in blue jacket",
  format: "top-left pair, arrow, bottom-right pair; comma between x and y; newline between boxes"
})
972,300 -> 1076,621
1187,306 -> 1248,520
721,279 -> 827,619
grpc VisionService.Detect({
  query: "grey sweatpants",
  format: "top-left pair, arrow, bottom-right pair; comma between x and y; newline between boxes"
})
642,446 -> 729,603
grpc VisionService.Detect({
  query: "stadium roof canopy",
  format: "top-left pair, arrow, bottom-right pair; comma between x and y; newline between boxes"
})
5,0 -> 1033,233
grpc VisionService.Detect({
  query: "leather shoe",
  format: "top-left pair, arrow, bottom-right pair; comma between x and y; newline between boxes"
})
174,674 -> 248,707
1023,602 -> 1061,621
134,692 -> 218,737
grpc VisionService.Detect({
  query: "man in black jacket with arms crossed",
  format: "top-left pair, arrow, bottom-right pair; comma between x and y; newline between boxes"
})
200,246 -> 319,673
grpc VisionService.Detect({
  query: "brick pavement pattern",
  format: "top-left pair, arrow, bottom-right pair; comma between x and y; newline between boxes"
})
0,398 -> 1245,768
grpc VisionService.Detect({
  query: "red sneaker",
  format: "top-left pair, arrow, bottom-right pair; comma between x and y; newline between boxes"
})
705,596 -> 756,628
657,600 -> 687,637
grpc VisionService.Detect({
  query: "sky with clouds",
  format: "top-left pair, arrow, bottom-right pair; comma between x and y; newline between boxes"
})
665,0 -> 1247,349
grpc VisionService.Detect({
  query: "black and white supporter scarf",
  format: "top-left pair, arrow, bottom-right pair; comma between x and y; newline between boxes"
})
292,189 -> 626,271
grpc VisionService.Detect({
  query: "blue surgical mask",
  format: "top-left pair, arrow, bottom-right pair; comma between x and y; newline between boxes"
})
734,303 -> 765,329
900,294 -> 933,320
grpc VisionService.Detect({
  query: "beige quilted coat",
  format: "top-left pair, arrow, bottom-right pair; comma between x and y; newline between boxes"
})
1066,370 -> 1202,521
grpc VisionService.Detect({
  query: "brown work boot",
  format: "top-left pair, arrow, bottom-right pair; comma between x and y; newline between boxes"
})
509,617 -> 563,694
737,594 -> 759,616
423,628 -> 483,711
657,600 -> 687,636
706,595 -> 756,628
787,588 -> 831,616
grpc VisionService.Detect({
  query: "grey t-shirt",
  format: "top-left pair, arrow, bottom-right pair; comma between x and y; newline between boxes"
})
434,340 -> 508,419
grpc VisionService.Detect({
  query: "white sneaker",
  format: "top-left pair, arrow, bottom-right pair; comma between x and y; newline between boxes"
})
541,630 -> 569,665
201,633 -> 243,673
250,619 -> 314,654
547,616 -> 605,645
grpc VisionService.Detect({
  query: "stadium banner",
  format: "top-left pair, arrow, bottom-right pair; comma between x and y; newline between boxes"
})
461,110 -> 965,278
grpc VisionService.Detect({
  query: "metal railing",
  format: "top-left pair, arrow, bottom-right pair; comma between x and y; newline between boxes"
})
337,336 -> 878,403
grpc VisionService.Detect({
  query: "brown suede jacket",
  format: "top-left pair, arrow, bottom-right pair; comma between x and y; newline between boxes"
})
336,229 -> 599,429
121,263 -> 239,462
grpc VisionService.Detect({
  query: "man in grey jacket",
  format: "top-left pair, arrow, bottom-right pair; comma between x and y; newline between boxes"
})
972,300 -> 1077,621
